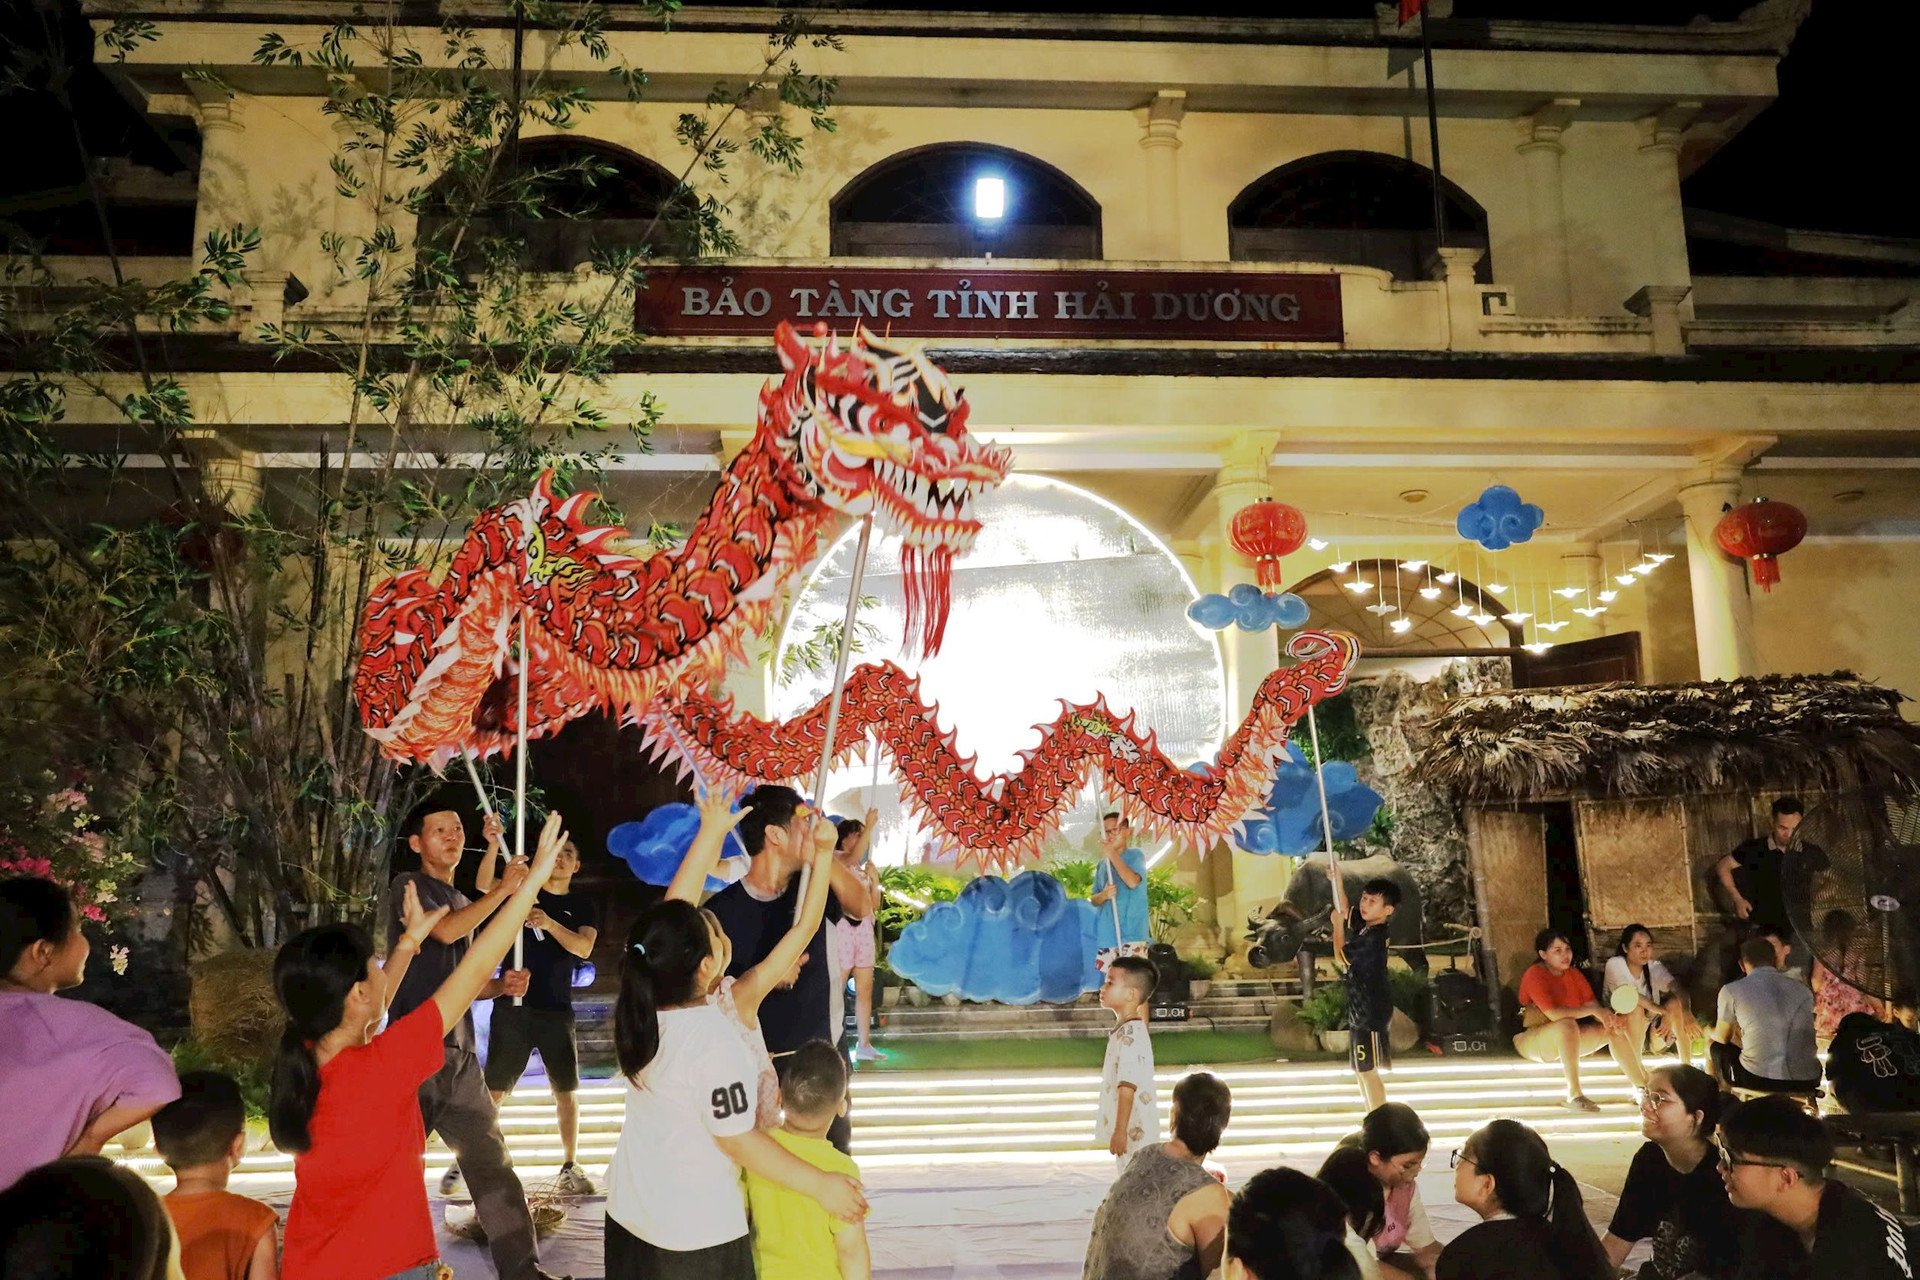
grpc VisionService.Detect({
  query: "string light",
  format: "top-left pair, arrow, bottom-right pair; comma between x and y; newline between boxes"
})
1435,570 -> 1458,585
1451,601 -> 1474,618
1419,562 -> 1442,601
1308,537 -> 1329,551
1501,608 -> 1531,624
1390,616 -> 1413,634
1540,582 -> 1569,632
1330,560 -> 1353,573
1574,605 -> 1607,618
1523,640 -> 1552,654
1401,559 -> 1426,571
1555,586 -> 1585,599
1486,581 -> 1509,594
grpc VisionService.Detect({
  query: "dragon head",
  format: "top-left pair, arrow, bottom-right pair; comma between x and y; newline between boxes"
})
767,321 -> 1012,656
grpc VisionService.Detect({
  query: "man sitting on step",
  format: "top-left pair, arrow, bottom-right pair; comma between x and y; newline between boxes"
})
1710,935 -> 1820,1094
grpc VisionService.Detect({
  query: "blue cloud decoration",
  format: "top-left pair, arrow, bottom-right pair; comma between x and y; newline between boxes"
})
608,803 -> 749,893
1456,484 -> 1545,551
1187,583 -> 1310,632
887,870 -> 1103,1004
1232,743 -> 1384,856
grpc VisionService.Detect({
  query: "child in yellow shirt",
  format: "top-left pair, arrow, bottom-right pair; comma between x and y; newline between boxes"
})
745,1041 -> 870,1280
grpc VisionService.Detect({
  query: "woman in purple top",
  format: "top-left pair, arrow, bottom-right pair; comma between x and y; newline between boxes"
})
0,877 -> 180,1191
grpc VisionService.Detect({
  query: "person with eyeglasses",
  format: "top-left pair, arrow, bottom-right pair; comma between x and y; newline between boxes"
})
1600,1065 -> 1742,1279
1439,1120 -> 1612,1280
1718,1094 -> 1918,1280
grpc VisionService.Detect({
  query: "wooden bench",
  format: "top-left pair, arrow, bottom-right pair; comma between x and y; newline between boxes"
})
1825,1112 -> 1920,1214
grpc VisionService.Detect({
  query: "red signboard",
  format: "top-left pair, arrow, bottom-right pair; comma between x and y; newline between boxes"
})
634,266 -> 1343,343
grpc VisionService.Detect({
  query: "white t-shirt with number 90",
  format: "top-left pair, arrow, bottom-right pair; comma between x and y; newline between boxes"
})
606,1003 -> 760,1251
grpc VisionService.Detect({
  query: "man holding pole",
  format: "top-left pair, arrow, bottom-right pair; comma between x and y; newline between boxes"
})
389,804 -> 563,1280
1091,812 -> 1150,968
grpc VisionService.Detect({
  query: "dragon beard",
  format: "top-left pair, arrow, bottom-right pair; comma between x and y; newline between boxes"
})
899,541 -> 954,659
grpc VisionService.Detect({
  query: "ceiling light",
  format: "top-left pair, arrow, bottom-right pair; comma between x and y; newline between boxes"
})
1419,586 -> 1443,600
1435,571 -> 1457,585
1647,552 -> 1674,563
1486,582 -> 1509,594
1389,617 -> 1413,634
1399,489 -> 1430,504
1344,579 -> 1374,594
1833,489 -> 1867,505
1633,562 -> 1657,576
1365,601 -> 1397,615
1538,620 -> 1570,632
1616,573 -> 1639,586
973,176 -> 1007,220
1574,605 -> 1608,617
1329,560 -> 1352,573
1555,586 -> 1585,599
1470,612 -> 1496,626
1523,641 -> 1553,654
1501,611 -> 1531,624
1307,537 -> 1329,551
1451,603 -> 1473,618
1597,590 -> 1618,603
1401,559 -> 1427,571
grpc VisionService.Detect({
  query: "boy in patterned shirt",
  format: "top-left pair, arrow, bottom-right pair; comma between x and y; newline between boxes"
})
1096,955 -> 1159,1172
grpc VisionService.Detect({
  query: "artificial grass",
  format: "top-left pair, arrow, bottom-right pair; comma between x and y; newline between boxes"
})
848,1028 -> 1313,1072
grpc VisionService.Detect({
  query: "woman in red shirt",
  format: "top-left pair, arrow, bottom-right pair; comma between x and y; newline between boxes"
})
1512,928 -> 1649,1113
267,813 -> 567,1280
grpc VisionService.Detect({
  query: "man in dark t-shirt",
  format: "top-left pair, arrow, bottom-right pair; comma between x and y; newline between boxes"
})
1715,796 -> 1827,977
703,784 -> 874,1152
480,834 -> 599,1196
387,806 -> 562,1280
1721,1094 -> 1918,1280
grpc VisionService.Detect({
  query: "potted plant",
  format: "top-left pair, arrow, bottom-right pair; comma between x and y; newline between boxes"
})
1295,985 -> 1350,1052
1184,954 -> 1219,1000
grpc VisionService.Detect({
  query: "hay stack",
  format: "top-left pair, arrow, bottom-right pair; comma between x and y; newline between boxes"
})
189,949 -> 283,1066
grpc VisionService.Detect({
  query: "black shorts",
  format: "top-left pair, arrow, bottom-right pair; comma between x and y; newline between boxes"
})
1351,1028 -> 1392,1075
604,1218 -> 752,1280
484,1005 -> 579,1092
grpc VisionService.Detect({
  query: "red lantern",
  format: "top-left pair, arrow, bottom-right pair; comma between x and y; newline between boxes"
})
1229,499 -> 1307,590
1714,498 -> 1807,592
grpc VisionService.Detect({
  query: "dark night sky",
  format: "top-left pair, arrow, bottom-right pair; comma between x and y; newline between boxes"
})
1,0 -> 1907,240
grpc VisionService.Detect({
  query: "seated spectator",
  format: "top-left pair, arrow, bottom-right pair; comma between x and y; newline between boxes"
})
1810,910 -> 1883,1047
1440,1119 -> 1612,1280
1315,1148 -> 1387,1280
1604,924 -> 1696,1067
1601,1064 -> 1741,1279
1719,1094 -> 1919,1280
0,1154 -> 185,1280
1825,1009 -> 1920,1114
0,876 -> 180,1191
744,1040 -> 869,1280
1511,929 -> 1648,1112
1709,936 -> 1819,1091
1224,1167 -> 1360,1280
153,1071 -> 279,1280
1085,1071 -> 1234,1280
1332,1103 -> 1439,1280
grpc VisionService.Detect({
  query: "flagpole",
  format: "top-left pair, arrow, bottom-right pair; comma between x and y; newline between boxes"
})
1417,2 -> 1449,254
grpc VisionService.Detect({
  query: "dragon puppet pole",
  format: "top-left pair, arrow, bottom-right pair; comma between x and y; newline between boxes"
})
794,513 -> 876,923
512,609 -> 529,1004
461,751 -> 494,818
1304,704 -> 1342,910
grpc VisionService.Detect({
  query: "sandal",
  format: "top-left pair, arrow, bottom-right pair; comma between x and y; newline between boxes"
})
1563,1095 -> 1601,1112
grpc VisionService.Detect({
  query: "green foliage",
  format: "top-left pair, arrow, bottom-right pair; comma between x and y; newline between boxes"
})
0,1 -> 839,942
1051,859 -> 1194,939
170,1039 -> 272,1122
1183,953 -> 1219,981
1299,691 -> 1367,766
1292,966 -> 1431,1035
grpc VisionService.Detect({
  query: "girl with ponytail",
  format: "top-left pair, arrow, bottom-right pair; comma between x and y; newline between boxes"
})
1442,1119 -> 1611,1280
604,803 -> 863,1280
272,812 -> 568,1280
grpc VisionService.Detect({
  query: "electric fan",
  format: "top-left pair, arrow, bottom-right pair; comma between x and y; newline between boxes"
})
1783,793 -> 1920,1005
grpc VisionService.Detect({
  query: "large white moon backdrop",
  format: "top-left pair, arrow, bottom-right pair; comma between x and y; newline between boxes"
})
773,474 -> 1228,868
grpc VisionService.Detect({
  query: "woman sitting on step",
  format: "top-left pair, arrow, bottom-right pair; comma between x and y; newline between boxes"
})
1513,929 -> 1650,1112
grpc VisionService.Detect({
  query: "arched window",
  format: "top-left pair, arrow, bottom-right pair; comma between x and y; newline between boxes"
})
1230,152 -> 1491,282
1286,560 -> 1519,652
831,144 -> 1101,259
417,138 -> 693,273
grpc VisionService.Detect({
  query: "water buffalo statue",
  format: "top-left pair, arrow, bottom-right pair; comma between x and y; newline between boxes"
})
1245,853 -> 1425,994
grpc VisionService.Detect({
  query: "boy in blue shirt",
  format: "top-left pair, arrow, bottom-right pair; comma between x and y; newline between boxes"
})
1091,811 -> 1150,965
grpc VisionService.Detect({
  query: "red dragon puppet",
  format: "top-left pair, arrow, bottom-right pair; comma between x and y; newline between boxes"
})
354,324 -> 1359,868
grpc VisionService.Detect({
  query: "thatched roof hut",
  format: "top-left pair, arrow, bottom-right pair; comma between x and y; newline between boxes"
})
1411,672 -> 1920,1008
1416,672 -> 1920,803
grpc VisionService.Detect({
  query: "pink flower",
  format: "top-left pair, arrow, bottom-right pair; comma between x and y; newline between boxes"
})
81,904 -> 106,923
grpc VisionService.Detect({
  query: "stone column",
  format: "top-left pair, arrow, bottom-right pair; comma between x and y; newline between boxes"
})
189,86 -> 245,263
1677,470 -> 1757,681
1428,246 -> 1488,351
1515,99 -> 1578,315
1210,438 -> 1278,720
1637,103 -> 1701,312
1138,90 -> 1187,261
